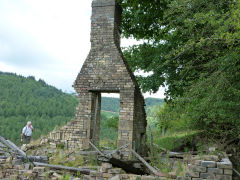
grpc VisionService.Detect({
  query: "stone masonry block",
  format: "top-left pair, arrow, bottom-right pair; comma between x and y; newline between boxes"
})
208,168 -> 223,174
215,174 -> 232,180
200,173 -> 216,179
194,160 -> 202,166
188,165 -> 207,172
102,173 -> 113,178
108,168 -> 121,174
102,163 -> 112,169
90,171 -> 102,177
201,161 -> 216,168
224,169 -> 233,175
217,158 -> 233,169
185,171 -> 199,178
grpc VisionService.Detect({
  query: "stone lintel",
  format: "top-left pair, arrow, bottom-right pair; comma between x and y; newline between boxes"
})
88,88 -> 120,93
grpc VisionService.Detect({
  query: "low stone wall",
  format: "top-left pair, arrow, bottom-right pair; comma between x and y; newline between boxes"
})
0,156 -> 81,180
179,156 -> 233,180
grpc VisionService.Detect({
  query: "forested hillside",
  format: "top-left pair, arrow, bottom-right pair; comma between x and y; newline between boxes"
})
0,72 -> 78,144
0,72 -> 163,144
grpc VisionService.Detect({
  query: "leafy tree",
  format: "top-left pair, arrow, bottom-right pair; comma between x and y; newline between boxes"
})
120,0 -> 240,152
120,0 -> 240,98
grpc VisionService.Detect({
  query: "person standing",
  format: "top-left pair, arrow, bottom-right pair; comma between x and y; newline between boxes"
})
21,121 -> 34,144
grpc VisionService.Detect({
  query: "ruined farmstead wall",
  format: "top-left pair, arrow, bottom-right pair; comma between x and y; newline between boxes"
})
177,157 -> 233,180
49,0 -> 147,158
0,152 -> 233,179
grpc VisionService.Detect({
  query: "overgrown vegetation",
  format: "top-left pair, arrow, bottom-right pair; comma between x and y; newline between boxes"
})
120,0 -> 240,167
100,111 -> 119,149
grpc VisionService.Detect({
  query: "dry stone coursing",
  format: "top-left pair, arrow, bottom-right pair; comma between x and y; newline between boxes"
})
49,0 -> 147,158
177,156 -> 233,180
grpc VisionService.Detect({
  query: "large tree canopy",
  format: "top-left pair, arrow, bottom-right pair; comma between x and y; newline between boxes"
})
120,0 -> 240,149
120,0 -> 240,99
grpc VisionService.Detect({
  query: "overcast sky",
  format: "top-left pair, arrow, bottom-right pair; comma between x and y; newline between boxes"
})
0,0 -> 165,98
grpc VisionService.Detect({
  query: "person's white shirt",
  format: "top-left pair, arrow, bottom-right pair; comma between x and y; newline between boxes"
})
22,125 -> 33,137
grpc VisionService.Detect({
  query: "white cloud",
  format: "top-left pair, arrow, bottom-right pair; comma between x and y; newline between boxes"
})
0,0 -> 165,99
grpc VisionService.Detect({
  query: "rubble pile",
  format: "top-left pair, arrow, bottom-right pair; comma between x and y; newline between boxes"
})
0,136 -> 234,180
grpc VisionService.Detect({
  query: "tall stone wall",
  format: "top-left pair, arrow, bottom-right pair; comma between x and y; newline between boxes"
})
49,0 -> 147,158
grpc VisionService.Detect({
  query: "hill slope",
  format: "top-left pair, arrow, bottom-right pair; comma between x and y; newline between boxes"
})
0,72 -> 78,144
0,72 -> 163,144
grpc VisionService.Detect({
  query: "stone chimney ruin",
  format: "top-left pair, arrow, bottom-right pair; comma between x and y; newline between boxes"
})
50,0 -> 147,157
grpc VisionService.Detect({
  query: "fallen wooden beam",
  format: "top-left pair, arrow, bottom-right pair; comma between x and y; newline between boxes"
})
33,162 -> 91,175
17,155 -> 48,163
89,141 -> 105,157
108,157 -> 145,175
153,143 -> 168,153
6,139 -> 27,158
78,150 -> 120,156
130,149 -> 164,176
131,149 -> 177,179
0,136 -> 26,158
106,143 -> 130,158
89,141 -> 145,175
233,168 -> 240,177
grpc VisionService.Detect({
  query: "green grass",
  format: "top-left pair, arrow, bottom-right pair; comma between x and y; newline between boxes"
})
153,131 -> 200,151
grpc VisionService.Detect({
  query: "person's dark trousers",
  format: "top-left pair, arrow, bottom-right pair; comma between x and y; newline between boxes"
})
24,135 -> 31,144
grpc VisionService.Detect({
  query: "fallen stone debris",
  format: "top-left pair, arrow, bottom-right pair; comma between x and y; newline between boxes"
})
0,136 -> 234,180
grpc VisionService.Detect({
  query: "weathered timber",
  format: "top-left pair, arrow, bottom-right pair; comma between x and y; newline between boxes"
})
78,150 -> 113,155
33,162 -> 91,175
6,139 -> 27,157
89,141 -> 145,175
18,155 -> 48,163
89,141 -> 106,157
106,143 -> 130,158
153,143 -> 168,153
108,157 -> 145,175
131,149 -> 175,178
0,136 -> 26,157
233,168 -> 240,177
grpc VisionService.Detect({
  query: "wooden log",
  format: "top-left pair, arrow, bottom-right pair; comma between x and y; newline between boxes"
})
153,143 -> 168,153
6,139 -> 27,157
89,141 -> 105,157
88,141 -> 145,175
233,168 -> 240,177
17,155 -> 48,163
78,150 -> 116,156
0,136 -> 26,157
33,162 -> 91,175
131,149 -> 172,177
108,157 -> 145,175
106,143 -> 130,158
